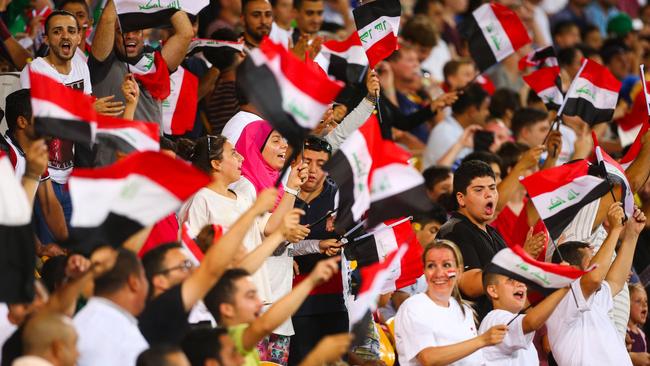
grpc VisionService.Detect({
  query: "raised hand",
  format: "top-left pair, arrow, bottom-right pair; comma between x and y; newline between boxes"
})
480,324 -> 507,346
308,256 -> 340,286
606,202 -> 626,231
94,95 -> 125,116
253,188 -> 279,214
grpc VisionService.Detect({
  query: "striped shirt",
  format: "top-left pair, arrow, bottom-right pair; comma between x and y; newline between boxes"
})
205,79 -> 239,134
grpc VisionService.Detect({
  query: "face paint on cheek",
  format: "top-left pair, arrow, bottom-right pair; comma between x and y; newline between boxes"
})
447,269 -> 457,278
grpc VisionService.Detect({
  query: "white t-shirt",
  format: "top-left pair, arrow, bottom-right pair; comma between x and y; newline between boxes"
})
73,297 -> 148,366
19,53 -> 92,184
395,293 -> 484,366
546,280 -> 632,366
269,22 -> 291,49
478,309 -> 537,365
221,111 -> 263,146
421,39 -> 452,82
178,186 -> 273,306
423,115 -> 470,169
557,123 -> 576,166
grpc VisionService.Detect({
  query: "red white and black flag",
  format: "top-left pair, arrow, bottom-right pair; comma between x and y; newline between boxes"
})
324,115 -> 432,232
620,120 -> 649,169
68,151 -> 210,252
591,134 -> 634,218
617,65 -> 650,147
115,0 -> 209,32
130,52 -> 171,101
523,66 -> 564,111
487,244 -> 593,293
0,152 -> 36,303
314,32 -> 369,85
96,115 -> 160,153
162,65 -> 198,136
352,0 -> 400,68
459,2 -> 531,73
186,38 -> 244,56
181,222 -> 204,265
239,38 -> 343,147
29,70 -> 96,146
520,159 -> 611,240
560,59 -> 621,125
518,45 -> 558,71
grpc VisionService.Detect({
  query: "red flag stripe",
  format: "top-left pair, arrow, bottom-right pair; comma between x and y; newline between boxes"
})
181,222 -> 205,264
491,3 -> 531,51
29,70 -> 97,122
580,58 -> 622,93
321,32 -> 363,53
520,160 -> 592,197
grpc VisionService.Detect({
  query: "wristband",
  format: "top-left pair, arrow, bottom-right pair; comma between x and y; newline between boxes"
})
283,186 -> 300,196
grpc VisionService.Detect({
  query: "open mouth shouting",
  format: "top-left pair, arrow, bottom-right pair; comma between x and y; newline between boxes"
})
60,40 -> 72,55
125,40 -> 138,54
512,289 -> 526,302
484,200 -> 495,216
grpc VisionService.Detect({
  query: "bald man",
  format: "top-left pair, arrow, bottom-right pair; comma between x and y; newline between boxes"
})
13,312 -> 78,366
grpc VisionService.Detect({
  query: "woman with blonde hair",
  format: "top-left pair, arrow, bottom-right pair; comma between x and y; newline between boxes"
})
394,240 -> 506,366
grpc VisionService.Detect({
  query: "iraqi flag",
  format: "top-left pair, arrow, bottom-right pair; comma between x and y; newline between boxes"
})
459,2 -> 531,73
616,65 -> 650,147
181,222 -> 204,265
131,51 -> 171,101
345,217 -> 423,292
29,70 -> 96,145
68,151 -> 210,252
115,0 -> 209,32
0,152 -> 36,303
239,38 -> 343,147
324,115 -> 432,232
593,142 -> 634,219
315,32 -> 369,85
487,244 -> 593,294
186,38 -> 244,56
518,45 -> 558,71
523,66 -> 563,111
620,120 -> 649,169
352,0 -> 400,68
162,65 -> 198,135
96,115 -> 160,153
520,159 -> 611,240
560,59 -> 621,125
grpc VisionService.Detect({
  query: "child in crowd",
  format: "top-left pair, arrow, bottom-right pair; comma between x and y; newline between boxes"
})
479,270 -> 569,364
628,283 -> 649,361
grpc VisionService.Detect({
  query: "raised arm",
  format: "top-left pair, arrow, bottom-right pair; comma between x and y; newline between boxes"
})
458,268 -> 484,298
496,145 -> 544,213
180,188 -> 278,312
36,180 -> 68,242
580,203 -> 625,299
160,11 -> 193,72
606,207 -> 646,296
21,139 -> 48,206
241,256 -> 339,350
521,287 -> 570,333
264,160 -> 309,237
417,325 -> 506,366
91,0 -> 116,62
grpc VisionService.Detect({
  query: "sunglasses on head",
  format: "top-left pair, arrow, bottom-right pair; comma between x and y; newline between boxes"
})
304,136 -> 332,154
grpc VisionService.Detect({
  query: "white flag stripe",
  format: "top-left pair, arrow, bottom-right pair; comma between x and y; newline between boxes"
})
641,64 -> 650,115
70,174 -> 181,227
32,98 -> 96,123
320,45 -> 368,65
356,15 -> 400,51
567,76 -> 619,109
0,155 -> 31,225
114,0 -> 208,14
372,223 -> 398,260
531,175 -> 606,219
314,52 -> 330,74
369,163 -> 424,202
558,59 -> 587,116
538,85 -> 563,106
492,249 -> 577,288
618,124 -> 642,148
96,127 -> 160,152
596,147 -> 634,218
474,4 -> 515,62
339,131 -> 372,222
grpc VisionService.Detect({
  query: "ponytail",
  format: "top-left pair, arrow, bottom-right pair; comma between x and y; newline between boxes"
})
176,135 -> 228,174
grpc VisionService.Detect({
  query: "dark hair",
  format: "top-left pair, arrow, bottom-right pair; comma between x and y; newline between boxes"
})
581,24 -> 600,40
443,58 -> 474,80
304,135 -> 332,156
204,268 -> 251,323
413,0 -> 440,15
196,224 -> 221,254
557,47 -> 581,68
242,0 -> 270,13
510,107 -> 549,139
176,135 -> 228,174
496,141 -> 529,174
40,255 -> 69,293
600,38 -> 629,65
58,0 -> 90,17
451,83 -> 488,115
551,241 -> 591,266
401,14 -> 437,48
552,20 -> 578,40
204,28 -> 241,71
526,88 -> 542,106
482,270 -> 502,296
136,345 -> 184,366
293,0 -> 322,10
94,248 -> 143,297
141,242 -> 182,296
413,203 -> 448,226
5,89 -> 32,133
44,10 -> 80,34
452,160 -> 495,196
181,327 -> 230,366
578,45 -> 599,60
461,151 -> 503,177
159,136 -> 177,153
489,88 -> 521,119
422,166 -> 451,191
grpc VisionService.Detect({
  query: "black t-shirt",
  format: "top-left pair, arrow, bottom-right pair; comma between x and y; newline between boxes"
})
138,284 -> 189,345
437,211 -> 507,320
1,326 -> 23,366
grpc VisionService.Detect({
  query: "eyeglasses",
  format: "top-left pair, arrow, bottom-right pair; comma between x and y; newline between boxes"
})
304,136 -> 332,154
157,259 -> 194,275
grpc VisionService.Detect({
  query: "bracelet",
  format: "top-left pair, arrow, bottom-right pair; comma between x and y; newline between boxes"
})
23,172 -> 40,181
283,186 -> 300,196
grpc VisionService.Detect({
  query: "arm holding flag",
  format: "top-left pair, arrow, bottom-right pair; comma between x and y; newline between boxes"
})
160,10 -> 194,73
241,256 -> 340,350
521,287 -> 570,334
263,160 -> 309,239
21,138 -> 48,206
180,188 -> 278,312
416,325 -> 507,366
90,0 -> 117,62
496,145 -> 544,214
605,206 -> 646,296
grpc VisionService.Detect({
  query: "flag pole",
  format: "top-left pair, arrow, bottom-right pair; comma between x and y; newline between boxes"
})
507,303 -> 533,325
557,59 -> 587,118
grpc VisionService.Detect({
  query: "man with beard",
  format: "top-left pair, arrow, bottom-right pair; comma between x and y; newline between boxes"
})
89,0 -> 193,124
241,0 -> 273,50
290,0 -> 324,45
437,160 -> 506,321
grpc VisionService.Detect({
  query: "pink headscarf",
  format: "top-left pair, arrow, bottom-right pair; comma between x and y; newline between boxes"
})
235,120 -> 281,194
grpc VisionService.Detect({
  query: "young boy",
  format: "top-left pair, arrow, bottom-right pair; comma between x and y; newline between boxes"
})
479,271 -> 569,364
204,256 -> 339,366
